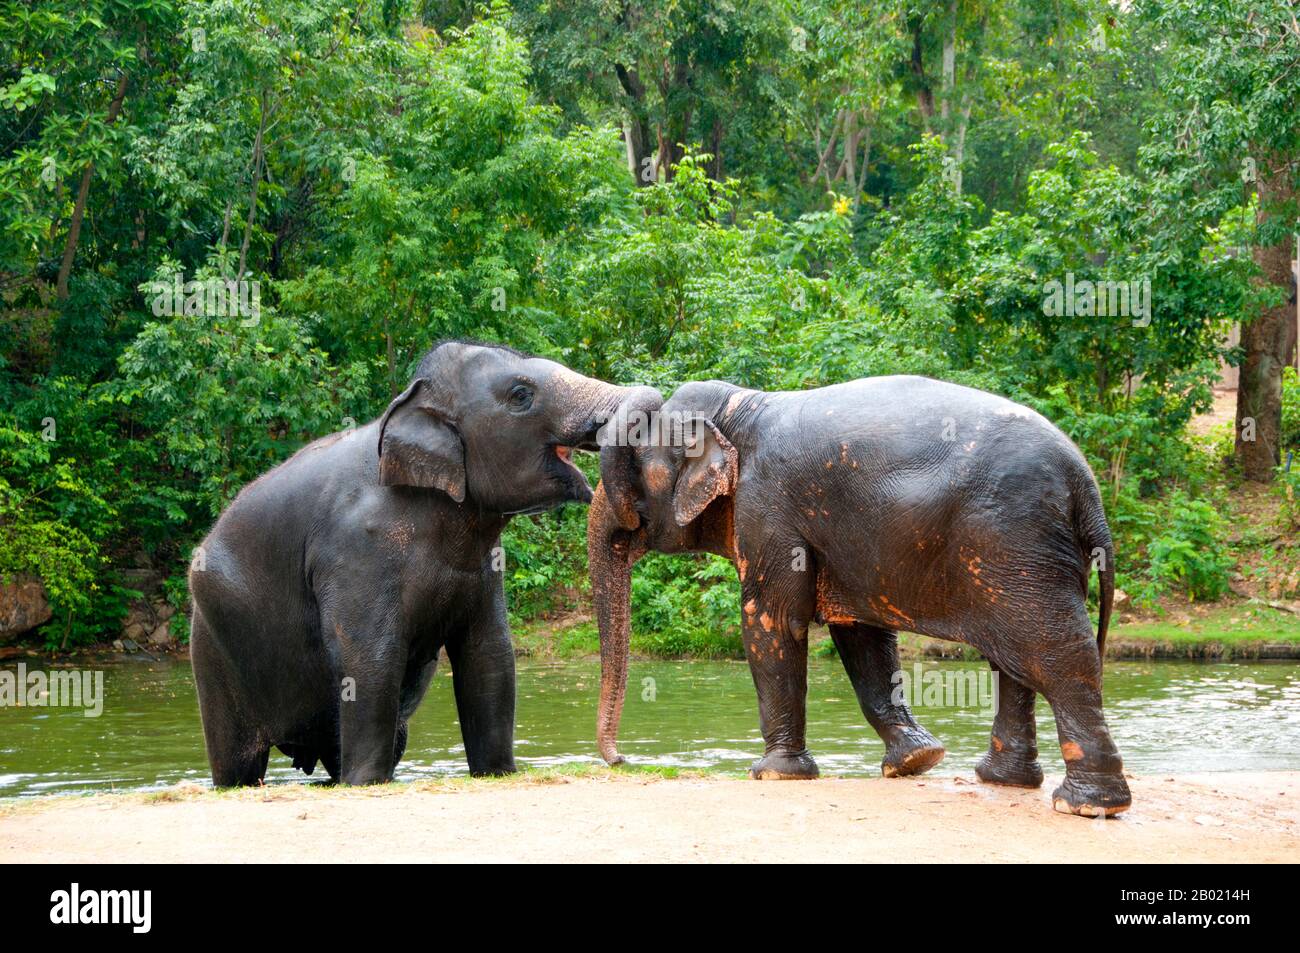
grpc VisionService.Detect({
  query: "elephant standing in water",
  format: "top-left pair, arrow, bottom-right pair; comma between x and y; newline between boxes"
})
190,340 -> 656,786
589,376 -> 1129,817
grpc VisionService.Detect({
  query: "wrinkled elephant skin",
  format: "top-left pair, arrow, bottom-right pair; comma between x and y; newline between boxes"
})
190,341 -> 652,787
589,375 -> 1129,817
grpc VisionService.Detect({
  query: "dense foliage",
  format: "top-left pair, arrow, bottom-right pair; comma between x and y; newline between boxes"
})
2,0 -> 1297,650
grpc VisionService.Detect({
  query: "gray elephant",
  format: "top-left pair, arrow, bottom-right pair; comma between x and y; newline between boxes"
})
190,340 -> 655,786
588,375 -> 1128,817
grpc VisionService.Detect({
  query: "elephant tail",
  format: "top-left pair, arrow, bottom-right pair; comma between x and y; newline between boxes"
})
1072,470 -> 1115,662
1094,536 -> 1114,662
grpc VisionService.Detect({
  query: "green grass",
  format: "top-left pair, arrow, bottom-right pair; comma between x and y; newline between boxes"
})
513,619 -> 601,658
0,763 -> 720,813
1109,603 -> 1300,647
513,617 -> 742,659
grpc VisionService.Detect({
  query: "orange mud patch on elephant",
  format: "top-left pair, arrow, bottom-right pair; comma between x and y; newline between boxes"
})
870,594 -> 915,628
815,567 -> 859,626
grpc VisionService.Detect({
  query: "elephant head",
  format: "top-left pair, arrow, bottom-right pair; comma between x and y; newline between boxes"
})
377,341 -> 654,516
587,381 -> 741,764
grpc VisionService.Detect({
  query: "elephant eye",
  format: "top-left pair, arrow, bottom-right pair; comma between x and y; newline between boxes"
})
507,383 -> 534,412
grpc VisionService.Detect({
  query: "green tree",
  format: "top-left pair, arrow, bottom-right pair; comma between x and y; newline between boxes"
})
1139,0 -> 1300,481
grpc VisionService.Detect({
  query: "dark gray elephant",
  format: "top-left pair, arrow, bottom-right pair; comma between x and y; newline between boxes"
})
190,341 -> 654,787
589,375 -> 1128,817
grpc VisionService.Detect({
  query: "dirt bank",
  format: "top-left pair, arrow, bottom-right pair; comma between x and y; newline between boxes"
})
3,771 -> 1296,863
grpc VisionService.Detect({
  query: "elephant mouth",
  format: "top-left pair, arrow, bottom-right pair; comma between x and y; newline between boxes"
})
551,443 -> 589,483
539,442 -> 595,501
500,444 -> 596,517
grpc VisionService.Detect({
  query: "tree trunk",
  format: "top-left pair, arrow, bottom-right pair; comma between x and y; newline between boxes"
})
910,18 -> 934,127
657,58 -> 693,182
951,98 -> 972,195
237,90 -> 269,280
812,111 -> 841,188
855,123 -> 873,198
940,0 -> 957,123
843,110 -> 857,194
615,63 -> 656,186
218,198 -> 234,276
706,116 -> 724,181
55,72 -> 129,299
1236,162 -> 1298,481
384,310 -> 396,399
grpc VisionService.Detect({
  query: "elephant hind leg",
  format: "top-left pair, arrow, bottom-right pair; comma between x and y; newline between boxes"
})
829,623 -> 945,777
319,745 -> 341,783
1044,685 -> 1131,816
393,721 -> 409,767
975,667 -> 1043,788
192,612 -> 270,787
200,707 -> 269,787
1017,616 -> 1130,817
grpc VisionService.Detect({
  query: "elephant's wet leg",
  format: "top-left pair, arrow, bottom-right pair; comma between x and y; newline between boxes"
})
392,652 -> 437,773
392,721 -> 409,767
191,613 -> 270,787
975,667 -> 1043,788
1035,630 -> 1130,817
332,613 -> 406,786
830,623 -> 945,777
446,599 -> 517,777
319,744 -> 340,782
742,581 -> 818,780
338,666 -> 403,785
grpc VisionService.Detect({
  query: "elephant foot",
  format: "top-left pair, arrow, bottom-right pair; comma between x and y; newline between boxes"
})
881,726 -> 946,778
468,755 -> 518,778
749,749 -> 819,780
975,741 -> 1044,789
1051,771 -> 1131,817
341,769 -> 395,786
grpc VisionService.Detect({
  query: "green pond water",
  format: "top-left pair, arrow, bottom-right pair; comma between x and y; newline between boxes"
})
2,657 -> 1299,797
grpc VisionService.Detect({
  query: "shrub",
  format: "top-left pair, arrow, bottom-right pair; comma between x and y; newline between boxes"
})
1117,488 -> 1233,606
1283,365 -> 1300,451
630,553 -> 742,658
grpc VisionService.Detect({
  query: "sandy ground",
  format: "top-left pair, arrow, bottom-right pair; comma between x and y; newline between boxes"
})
3,771 -> 1298,863
1187,387 -> 1238,437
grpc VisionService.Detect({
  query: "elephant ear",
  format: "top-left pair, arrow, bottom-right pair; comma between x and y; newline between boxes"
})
377,378 -> 466,502
671,418 -> 737,526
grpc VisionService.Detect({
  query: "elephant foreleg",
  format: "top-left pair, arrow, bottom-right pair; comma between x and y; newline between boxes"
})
330,612 -> 407,786
829,623 -> 945,777
741,579 -> 818,780
446,597 -> 517,777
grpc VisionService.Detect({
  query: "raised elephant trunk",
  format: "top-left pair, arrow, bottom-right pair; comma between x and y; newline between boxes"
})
588,386 -> 660,765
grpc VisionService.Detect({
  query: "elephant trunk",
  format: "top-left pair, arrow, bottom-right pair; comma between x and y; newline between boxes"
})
556,382 -> 662,453
586,384 -> 660,764
588,483 -> 645,766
